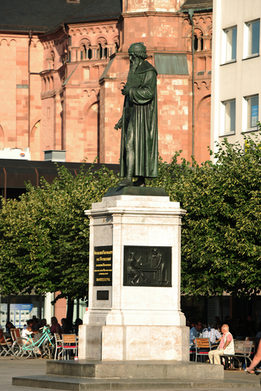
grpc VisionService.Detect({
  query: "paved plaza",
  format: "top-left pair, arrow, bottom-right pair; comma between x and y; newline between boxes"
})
0,357 -> 260,391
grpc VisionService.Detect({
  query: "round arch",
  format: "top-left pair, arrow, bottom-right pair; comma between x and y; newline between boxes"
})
195,94 -> 211,163
30,120 -> 41,160
84,100 -> 99,162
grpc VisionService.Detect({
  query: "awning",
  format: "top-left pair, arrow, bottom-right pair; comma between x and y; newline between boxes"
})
0,159 -> 119,195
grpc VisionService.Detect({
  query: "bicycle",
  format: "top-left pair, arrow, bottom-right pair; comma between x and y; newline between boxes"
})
21,326 -> 54,359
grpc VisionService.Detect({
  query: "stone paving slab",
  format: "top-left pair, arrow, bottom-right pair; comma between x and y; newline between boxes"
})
0,357 -> 59,391
12,374 -> 261,390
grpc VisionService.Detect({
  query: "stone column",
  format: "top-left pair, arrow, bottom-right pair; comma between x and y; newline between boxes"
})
79,193 -> 189,361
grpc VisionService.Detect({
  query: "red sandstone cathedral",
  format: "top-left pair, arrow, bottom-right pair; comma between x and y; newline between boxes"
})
0,0 -> 212,164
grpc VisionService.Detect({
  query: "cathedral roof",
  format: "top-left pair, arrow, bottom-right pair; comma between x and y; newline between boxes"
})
0,0 -> 122,33
181,0 -> 212,11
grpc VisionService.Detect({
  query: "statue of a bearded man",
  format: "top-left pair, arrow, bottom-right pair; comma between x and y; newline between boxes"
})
115,42 -> 158,187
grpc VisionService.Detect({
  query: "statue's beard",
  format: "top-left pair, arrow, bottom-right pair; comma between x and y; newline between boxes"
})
130,57 -> 140,73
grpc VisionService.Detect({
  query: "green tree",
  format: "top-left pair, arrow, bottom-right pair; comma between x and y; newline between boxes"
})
152,135 -> 261,297
0,164 -> 118,316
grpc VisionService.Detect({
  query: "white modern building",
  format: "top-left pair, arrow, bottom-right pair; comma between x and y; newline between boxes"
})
211,0 -> 261,152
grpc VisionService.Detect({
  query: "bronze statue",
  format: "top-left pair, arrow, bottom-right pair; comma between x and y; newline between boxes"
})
115,42 -> 158,187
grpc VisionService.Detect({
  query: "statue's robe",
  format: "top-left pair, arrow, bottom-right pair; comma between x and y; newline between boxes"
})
120,60 -> 158,178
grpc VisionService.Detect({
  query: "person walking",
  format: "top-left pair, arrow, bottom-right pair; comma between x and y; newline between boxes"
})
246,340 -> 261,374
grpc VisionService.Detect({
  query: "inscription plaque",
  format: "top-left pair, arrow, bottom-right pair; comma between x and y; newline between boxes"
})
94,246 -> 112,286
97,290 -> 109,300
124,246 -> 171,287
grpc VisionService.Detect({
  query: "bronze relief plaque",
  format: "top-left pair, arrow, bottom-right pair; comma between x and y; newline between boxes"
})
124,246 -> 172,287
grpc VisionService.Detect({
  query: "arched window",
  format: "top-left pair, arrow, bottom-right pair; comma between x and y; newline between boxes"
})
97,38 -> 108,59
200,37 -> 204,50
88,48 -> 92,59
98,43 -> 103,59
194,35 -> 198,51
194,30 -> 204,51
80,39 -> 91,61
81,44 -> 87,60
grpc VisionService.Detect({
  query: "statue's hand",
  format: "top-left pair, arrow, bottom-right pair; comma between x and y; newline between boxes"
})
121,83 -> 130,96
114,117 -> 123,130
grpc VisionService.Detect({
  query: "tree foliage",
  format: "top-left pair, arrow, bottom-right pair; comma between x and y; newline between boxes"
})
152,135 -> 261,296
0,136 -> 260,301
0,164 -> 118,301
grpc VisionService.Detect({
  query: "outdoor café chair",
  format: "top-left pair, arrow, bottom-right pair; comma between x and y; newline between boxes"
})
58,334 -> 78,360
0,334 -> 13,356
195,337 -> 212,362
10,328 -> 32,357
54,333 -> 63,360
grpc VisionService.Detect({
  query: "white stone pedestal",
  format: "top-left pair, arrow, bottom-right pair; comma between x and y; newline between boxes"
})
79,193 -> 189,361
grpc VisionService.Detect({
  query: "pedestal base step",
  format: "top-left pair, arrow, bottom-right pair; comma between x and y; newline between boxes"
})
12,360 -> 260,391
46,360 -> 223,381
46,360 -> 224,381
12,374 -> 260,391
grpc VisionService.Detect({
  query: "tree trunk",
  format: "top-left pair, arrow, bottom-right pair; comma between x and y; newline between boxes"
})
66,296 -> 74,332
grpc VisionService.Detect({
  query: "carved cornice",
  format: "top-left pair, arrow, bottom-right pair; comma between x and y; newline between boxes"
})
182,13 -> 212,37
194,79 -> 211,91
69,23 -> 118,37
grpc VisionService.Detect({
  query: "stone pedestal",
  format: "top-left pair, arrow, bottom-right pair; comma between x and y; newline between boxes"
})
79,191 -> 189,361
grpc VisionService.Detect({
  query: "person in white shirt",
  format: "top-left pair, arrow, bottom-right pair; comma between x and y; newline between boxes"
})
202,324 -> 221,344
21,320 -> 33,342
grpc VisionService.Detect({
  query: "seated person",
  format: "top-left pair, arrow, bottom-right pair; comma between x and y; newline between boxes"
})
208,324 -> 234,365
50,316 -> 62,335
190,321 -> 202,346
5,321 -> 15,337
21,319 -> 41,355
39,318 -> 47,329
74,318 -> 83,335
202,324 -> 221,345
21,320 -> 34,342
61,318 -> 71,334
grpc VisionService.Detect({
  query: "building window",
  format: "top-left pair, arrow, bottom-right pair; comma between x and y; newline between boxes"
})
194,29 -> 204,52
80,44 -> 87,60
154,54 -> 189,75
244,19 -> 260,57
194,35 -> 203,51
222,26 -> 237,63
243,94 -> 259,130
221,99 -> 236,135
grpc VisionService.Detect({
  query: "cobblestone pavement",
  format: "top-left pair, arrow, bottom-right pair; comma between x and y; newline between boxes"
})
0,357 -> 260,391
0,357 -> 59,391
